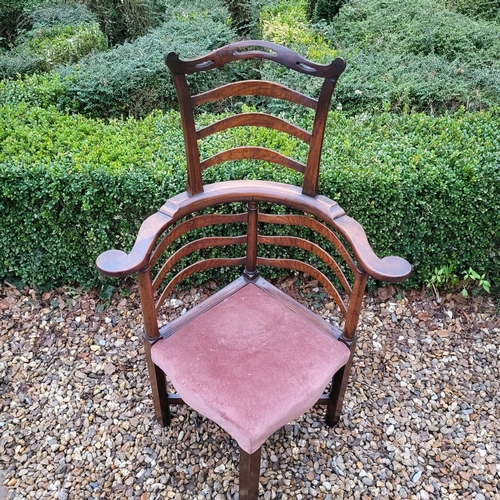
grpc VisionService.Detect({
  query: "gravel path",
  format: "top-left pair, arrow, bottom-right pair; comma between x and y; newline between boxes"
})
1,278 -> 499,499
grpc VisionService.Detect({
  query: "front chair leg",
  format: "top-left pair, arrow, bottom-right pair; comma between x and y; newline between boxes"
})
239,446 -> 261,500
144,340 -> 171,426
325,341 -> 356,427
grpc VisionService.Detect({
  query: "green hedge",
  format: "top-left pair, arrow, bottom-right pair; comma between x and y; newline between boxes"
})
260,0 -> 500,115
325,0 -> 500,114
1,104 -> 498,290
0,22 -> 107,79
0,1 -> 236,118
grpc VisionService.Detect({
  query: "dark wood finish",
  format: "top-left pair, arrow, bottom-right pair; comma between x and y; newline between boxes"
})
197,113 -> 311,142
95,40 -> 412,500
165,40 -> 345,197
239,446 -> 261,500
245,201 -> 259,278
303,78 -> 337,197
256,257 -> 347,316
167,40 -> 345,78
156,257 -> 246,311
326,340 -> 357,427
192,81 -> 318,109
258,212 -> 357,291
143,339 -> 171,425
151,212 -> 247,268
200,146 -> 306,173
152,235 -> 247,291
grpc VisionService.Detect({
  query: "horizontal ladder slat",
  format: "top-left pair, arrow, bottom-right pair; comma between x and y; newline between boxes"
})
197,113 -> 311,142
200,146 -> 306,173
192,80 -> 317,109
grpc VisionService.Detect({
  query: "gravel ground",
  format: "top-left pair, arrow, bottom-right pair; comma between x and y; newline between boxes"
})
1,277 -> 499,500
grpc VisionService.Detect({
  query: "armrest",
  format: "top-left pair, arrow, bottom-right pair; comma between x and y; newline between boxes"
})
332,215 -> 412,282
96,212 -> 172,277
96,180 -> 411,283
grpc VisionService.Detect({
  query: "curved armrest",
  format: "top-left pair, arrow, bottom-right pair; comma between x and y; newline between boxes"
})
96,180 -> 411,282
332,215 -> 412,282
96,212 -> 172,277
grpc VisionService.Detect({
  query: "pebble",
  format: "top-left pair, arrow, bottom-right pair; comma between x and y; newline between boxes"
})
0,282 -> 499,499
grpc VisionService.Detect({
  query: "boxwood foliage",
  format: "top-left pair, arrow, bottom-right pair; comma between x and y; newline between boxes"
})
1,104 -> 499,290
0,22 -> 107,79
259,0 -> 500,115
0,1 -> 237,118
325,0 -> 500,114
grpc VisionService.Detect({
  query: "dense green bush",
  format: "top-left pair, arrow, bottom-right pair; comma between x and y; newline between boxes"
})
27,0 -> 98,29
258,0 -> 342,114
0,0 -> 41,49
1,104 -> 498,289
306,0 -> 347,22
261,0 -> 500,115
447,0 -> 499,21
324,0 -> 500,113
81,0 -> 166,45
0,1 -> 237,117
0,22 -> 107,78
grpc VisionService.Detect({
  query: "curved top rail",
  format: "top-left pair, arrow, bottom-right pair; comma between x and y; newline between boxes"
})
166,40 -> 346,79
96,180 -> 411,282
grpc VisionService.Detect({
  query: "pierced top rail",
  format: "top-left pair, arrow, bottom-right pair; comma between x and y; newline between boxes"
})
166,40 -> 346,78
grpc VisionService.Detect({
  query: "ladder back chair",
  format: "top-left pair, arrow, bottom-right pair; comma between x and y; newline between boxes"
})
96,40 -> 411,499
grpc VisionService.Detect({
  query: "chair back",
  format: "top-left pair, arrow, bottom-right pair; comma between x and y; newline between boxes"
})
166,40 -> 346,197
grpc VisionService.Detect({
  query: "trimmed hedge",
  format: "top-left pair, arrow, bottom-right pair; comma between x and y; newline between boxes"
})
325,0 -> 500,114
1,104 -> 498,290
0,22 -> 107,79
0,1 -> 237,118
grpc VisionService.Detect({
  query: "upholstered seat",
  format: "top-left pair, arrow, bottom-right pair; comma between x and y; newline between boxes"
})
151,278 -> 351,454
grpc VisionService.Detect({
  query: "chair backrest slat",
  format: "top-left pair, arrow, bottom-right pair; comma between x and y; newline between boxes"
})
257,234 -> 351,294
196,113 -> 311,142
191,81 -> 318,109
152,235 -> 247,292
151,212 -> 248,267
156,257 -> 246,311
257,212 -> 360,278
256,257 -> 348,316
200,147 -> 306,173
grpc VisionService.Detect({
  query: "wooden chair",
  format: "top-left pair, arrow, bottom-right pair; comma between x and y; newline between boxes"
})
96,41 -> 411,499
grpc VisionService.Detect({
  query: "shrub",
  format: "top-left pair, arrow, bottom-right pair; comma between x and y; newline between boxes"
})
55,2 -> 236,118
447,0 -> 499,21
0,1 -> 237,118
323,0 -> 500,113
0,72 -> 68,108
1,104 -> 498,290
225,0 -> 255,36
27,0 -> 98,29
258,0 -> 342,114
0,105 -> 187,288
81,0 -> 166,45
0,12 -> 107,79
306,0 -> 347,22
0,0 -> 40,49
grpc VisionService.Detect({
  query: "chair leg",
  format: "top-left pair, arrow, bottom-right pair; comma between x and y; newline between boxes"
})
325,340 -> 356,427
239,446 -> 261,500
144,340 -> 171,426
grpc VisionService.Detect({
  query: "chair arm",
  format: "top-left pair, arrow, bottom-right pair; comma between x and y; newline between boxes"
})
96,180 -> 411,283
96,212 -> 172,277
332,215 -> 412,282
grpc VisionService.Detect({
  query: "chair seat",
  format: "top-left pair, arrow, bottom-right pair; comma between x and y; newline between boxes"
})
151,280 -> 351,454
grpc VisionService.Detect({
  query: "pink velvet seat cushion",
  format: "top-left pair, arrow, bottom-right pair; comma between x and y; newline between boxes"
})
151,283 -> 351,454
